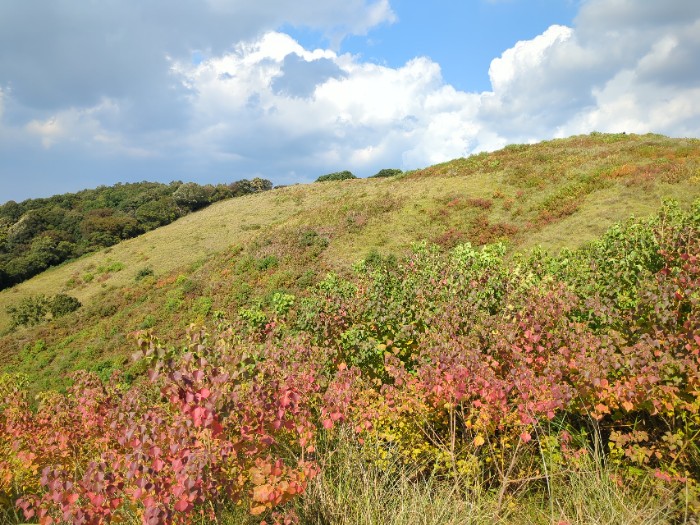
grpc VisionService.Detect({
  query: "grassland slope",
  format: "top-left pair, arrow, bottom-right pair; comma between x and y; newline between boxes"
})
1,132 -> 699,392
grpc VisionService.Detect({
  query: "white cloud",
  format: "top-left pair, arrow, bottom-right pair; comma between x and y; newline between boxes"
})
477,0 -> 700,144
23,99 -> 156,157
173,34 -> 485,177
488,25 -> 573,93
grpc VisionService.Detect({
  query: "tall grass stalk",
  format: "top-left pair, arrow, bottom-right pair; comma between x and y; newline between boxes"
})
294,429 -> 682,525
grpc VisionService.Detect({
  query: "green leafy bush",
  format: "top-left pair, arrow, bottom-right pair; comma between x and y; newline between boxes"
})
135,266 -> 155,281
48,294 -> 81,318
315,171 -> 357,182
370,168 -> 402,178
6,295 -> 50,328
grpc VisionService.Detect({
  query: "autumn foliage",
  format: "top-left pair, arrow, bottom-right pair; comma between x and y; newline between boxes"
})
1,200 -> 699,522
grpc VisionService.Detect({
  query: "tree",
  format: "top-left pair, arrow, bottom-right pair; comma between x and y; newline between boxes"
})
135,197 -> 182,229
229,179 -> 254,197
0,200 -> 22,222
172,183 -> 212,211
250,177 -> 273,192
80,209 -> 141,246
370,168 -> 402,178
228,178 -> 273,197
315,171 -> 357,182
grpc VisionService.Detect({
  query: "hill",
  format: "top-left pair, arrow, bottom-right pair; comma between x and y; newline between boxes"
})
1,132 -> 699,392
1,132 -> 700,524
0,178 -> 273,290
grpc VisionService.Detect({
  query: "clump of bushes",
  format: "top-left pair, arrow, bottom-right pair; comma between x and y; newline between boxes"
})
315,171 -> 357,182
6,293 -> 82,328
2,200 -> 699,523
370,168 -> 402,178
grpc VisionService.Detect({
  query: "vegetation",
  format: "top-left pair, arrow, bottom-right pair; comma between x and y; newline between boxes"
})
5,293 -> 81,328
370,168 -> 403,178
0,178 -> 273,290
1,133 -> 700,523
2,200 -> 699,523
315,170 -> 357,182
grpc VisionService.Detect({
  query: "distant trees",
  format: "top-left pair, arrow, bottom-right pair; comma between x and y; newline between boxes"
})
0,178 -> 274,291
228,177 -> 274,197
370,168 -> 402,178
172,183 -> 213,211
135,197 -> 181,229
315,171 -> 357,182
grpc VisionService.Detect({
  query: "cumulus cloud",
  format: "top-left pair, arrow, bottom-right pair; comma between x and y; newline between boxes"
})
485,0 -> 700,141
272,54 -> 347,99
171,33 -> 485,179
165,0 -> 700,181
0,1 -> 394,121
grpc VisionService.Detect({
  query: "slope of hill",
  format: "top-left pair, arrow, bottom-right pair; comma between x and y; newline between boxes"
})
1,131 -> 700,524
0,178 -> 273,290
1,132 -> 699,392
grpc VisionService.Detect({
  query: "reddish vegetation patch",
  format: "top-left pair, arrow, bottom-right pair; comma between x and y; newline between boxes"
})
466,198 -> 493,210
469,215 -> 519,245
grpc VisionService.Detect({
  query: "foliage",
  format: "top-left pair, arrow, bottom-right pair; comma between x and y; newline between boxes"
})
2,329 -> 321,524
369,168 -> 402,178
229,178 -> 274,197
0,178 -> 273,291
172,183 -> 213,211
135,267 -> 155,282
6,293 -> 82,328
5,295 -> 50,328
48,294 -> 82,319
3,134 -> 700,522
315,171 -> 357,183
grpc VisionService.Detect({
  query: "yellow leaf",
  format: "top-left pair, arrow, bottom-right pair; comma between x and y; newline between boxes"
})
474,435 -> 485,447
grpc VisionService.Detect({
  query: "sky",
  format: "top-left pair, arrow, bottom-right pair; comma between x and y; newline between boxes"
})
1,0 -> 700,203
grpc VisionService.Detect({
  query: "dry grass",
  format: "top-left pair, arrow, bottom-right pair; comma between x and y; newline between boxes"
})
290,430 -> 681,525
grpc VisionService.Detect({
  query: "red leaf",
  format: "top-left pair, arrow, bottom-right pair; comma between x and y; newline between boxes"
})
174,497 -> 190,512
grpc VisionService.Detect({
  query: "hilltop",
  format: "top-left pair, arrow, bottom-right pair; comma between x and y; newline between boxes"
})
0,178 -> 274,290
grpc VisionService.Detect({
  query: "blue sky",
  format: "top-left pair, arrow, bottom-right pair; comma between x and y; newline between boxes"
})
1,0 -> 699,203
288,1 -> 579,92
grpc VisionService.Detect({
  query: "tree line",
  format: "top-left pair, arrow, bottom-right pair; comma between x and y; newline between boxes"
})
0,178 -> 272,290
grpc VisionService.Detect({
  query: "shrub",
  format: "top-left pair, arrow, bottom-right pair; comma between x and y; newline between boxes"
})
315,171 -> 357,182
6,295 -> 50,328
370,168 -> 402,178
3,200 -> 700,523
135,266 -> 155,282
256,255 -> 279,271
48,294 -> 81,318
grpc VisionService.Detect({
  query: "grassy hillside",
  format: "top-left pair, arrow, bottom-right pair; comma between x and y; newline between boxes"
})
1,132 -> 699,392
0,179 -> 273,290
2,132 -> 700,524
